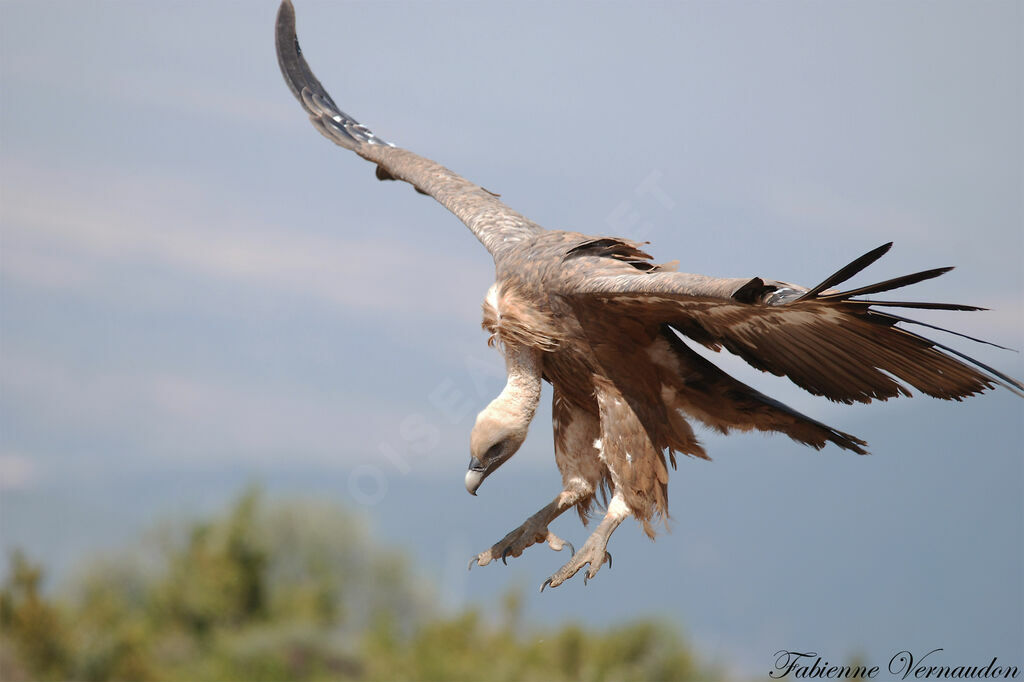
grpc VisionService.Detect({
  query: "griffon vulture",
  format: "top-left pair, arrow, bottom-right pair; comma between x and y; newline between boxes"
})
275,1 -> 1022,590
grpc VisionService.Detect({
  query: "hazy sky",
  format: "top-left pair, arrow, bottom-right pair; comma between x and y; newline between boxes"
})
1,1 -> 1021,674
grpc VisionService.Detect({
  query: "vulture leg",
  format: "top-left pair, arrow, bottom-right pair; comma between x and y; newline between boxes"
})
540,491 -> 629,590
468,480 -> 590,568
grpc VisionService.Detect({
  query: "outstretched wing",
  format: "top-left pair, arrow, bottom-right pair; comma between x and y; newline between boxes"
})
565,243 -> 1023,404
275,0 -> 543,259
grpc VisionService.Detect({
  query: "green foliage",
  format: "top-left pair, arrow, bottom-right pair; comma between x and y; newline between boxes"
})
153,488 -> 270,637
0,487 -> 723,681
0,550 -> 71,680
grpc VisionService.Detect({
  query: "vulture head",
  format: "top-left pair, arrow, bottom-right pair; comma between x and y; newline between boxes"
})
465,408 -> 530,495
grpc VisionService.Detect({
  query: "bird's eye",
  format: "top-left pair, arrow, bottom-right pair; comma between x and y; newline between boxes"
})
484,441 -> 505,461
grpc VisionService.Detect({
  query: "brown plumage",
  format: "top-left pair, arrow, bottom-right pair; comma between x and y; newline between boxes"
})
275,1 -> 1023,589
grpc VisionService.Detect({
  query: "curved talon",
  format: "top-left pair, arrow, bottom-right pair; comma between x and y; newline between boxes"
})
501,546 -> 513,565
605,551 -> 612,569
583,573 -> 589,586
468,557 -> 477,571
540,577 -> 553,593
564,540 -> 575,556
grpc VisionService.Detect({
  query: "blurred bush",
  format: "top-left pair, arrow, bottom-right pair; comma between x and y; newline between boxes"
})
0,488 -> 720,681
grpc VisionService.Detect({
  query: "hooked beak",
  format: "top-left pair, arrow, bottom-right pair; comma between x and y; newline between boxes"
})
464,442 -> 513,496
464,462 -> 485,496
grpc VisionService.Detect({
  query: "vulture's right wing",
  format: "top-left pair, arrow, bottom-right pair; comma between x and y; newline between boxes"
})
275,0 -> 543,260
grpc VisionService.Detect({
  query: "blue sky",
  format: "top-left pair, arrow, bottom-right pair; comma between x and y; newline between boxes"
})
1,1 -> 1021,675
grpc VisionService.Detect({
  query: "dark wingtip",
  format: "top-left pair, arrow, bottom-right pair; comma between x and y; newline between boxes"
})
878,311 -> 1014,351
820,265 -> 958,302
796,242 -> 895,302
873,242 -> 895,259
275,0 -> 337,114
276,0 -> 294,24
275,1 -> 296,56
274,0 -> 302,103
845,300 -> 986,311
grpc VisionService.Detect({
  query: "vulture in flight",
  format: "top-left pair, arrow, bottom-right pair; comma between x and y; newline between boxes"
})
275,1 -> 1022,590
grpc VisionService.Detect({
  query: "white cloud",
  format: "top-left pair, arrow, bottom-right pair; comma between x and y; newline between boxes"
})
0,344 -> 407,468
0,453 -> 38,491
0,160 -> 489,321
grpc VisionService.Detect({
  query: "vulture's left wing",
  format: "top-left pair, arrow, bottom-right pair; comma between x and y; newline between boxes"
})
275,0 -> 543,260
565,243 -> 1023,404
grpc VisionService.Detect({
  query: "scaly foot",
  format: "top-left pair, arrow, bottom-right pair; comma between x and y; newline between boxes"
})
539,529 -> 613,590
469,519 -> 573,569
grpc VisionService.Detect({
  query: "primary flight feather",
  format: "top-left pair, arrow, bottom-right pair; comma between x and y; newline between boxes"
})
275,0 -> 1022,589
